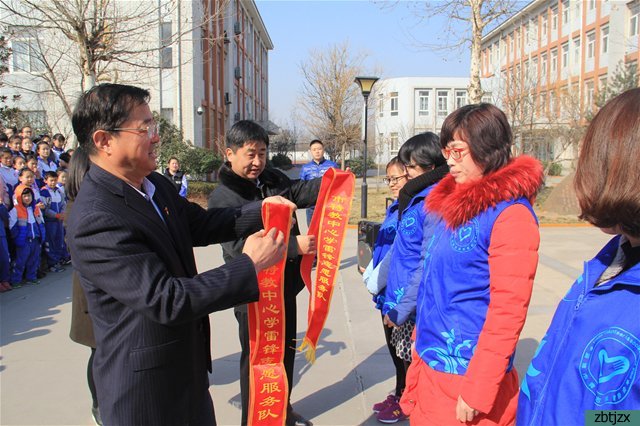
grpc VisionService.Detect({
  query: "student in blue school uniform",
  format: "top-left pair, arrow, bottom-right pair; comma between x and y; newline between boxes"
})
0,178 -> 11,292
9,185 -> 46,286
517,88 -> 640,425
36,141 -> 57,176
40,171 -> 66,272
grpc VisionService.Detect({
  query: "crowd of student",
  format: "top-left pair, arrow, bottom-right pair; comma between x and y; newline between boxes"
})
0,125 -> 72,292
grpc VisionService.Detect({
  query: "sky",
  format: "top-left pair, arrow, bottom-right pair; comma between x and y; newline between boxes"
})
255,0 -> 473,127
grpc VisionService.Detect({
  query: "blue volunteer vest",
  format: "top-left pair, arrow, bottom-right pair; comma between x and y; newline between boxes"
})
517,235 -> 640,426
415,197 -> 536,375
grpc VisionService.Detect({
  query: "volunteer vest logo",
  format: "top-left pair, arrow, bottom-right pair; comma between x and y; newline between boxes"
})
580,327 -> 640,406
399,209 -> 419,237
449,218 -> 479,253
421,328 -> 477,375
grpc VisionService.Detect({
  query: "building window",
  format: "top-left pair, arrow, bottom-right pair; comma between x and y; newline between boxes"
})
10,29 -> 44,73
561,42 -> 569,69
601,26 -> 609,54
573,36 -> 581,65
541,52 -> 548,78
437,90 -> 449,117
390,92 -> 398,116
378,95 -> 384,117
551,48 -> 558,75
630,2 -> 639,38
481,93 -> 493,103
585,80 -> 595,109
542,14 -> 548,37
418,90 -> 430,116
552,7 -> 558,32
599,74 -> 608,91
455,90 -> 467,109
160,22 -> 173,69
587,30 -> 596,59
588,0 -> 596,11
390,132 -> 399,152
562,0 -> 570,26
532,57 -> 539,80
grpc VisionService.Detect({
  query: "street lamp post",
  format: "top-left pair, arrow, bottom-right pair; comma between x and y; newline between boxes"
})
354,76 -> 379,218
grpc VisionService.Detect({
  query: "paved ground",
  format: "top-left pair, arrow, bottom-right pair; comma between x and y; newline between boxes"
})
0,215 -> 610,426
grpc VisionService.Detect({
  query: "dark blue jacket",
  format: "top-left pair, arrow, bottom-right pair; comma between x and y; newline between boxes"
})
300,158 -> 338,181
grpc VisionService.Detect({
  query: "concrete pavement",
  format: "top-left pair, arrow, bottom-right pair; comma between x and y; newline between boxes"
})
0,216 -> 611,425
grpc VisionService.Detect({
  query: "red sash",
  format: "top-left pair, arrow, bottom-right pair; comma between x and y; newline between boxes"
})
247,203 -> 292,426
299,168 -> 355,362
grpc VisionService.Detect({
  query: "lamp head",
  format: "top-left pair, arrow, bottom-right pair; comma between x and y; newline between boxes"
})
354,76 -> 379,97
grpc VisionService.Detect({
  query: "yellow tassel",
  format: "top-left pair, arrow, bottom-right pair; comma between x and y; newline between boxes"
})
297,337 -> 317,364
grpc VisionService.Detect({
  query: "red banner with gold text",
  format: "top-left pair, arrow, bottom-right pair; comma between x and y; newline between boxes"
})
299,168 -> 355,362
247,203 -> 292,426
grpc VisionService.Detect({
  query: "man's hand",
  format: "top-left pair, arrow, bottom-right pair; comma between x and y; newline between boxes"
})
455,395 -> 478,423
263,196 -> 296,210
243,228 -> 286,272
296,235 -> 316,255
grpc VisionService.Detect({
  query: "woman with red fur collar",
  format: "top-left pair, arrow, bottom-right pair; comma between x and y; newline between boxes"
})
399,103 -> 544,425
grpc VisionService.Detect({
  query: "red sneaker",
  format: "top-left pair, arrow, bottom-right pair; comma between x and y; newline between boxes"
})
376,401 -> 408,424
372,395 -> 398,414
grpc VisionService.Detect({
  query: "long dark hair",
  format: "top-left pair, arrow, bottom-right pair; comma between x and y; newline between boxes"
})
66,146 -> 91,202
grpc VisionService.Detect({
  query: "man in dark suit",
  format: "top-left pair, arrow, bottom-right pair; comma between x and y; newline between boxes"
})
66,83 -> 293,426
208,121 -> 321,426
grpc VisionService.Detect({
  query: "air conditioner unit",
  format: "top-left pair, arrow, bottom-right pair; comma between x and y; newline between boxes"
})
224,92 -> 232,105
234,66 -> 241,79
234,112 -> 241,121
233,21 -> 241,35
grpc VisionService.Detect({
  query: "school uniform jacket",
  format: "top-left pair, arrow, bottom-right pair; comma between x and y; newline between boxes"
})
66,164 -> 265,426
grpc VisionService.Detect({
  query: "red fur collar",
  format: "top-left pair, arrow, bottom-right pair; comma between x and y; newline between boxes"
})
426,155 -> 543,229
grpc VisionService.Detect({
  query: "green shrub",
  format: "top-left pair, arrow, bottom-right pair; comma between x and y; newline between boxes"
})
270,153 -> 293,170
188,181 -> 216,198
545,162 -> 563,176
346,157 -> 375,177
154,112 -> 222,180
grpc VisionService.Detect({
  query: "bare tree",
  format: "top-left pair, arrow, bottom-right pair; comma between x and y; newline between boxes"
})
270,120 -> 300,161
297,41 -> 367,163
0,0 -> 227,128
386,0 -> 520,103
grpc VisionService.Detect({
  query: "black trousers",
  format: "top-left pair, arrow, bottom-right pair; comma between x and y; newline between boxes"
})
381,312 -> 407,396
235,289 -> 297,425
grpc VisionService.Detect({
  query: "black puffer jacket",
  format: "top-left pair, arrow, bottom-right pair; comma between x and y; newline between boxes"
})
208,163 -> 322,295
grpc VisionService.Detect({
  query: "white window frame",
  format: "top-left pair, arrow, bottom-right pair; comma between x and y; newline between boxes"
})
630,2 -> 639,38
417,90 -> 430,116
437,90 -> 449,117
390,92 -> 399,116
455,90 -> 467,109
10,28 -> 44,74
587,30 -> 596,59
601,25 -> 609,54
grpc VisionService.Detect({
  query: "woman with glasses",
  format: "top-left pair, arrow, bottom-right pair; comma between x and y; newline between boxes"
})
374,132 -> 448,423
400,103 -> 544,425
517,89 -> 640,425
363,156 -> 407,421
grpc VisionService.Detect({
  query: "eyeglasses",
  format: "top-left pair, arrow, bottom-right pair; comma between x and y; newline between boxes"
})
382,175 -> 407,185
441,146 -> 469,161
108,123 -> 159,139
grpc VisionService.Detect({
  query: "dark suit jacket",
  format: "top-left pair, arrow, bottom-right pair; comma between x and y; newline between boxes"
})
66,165 -> 263,426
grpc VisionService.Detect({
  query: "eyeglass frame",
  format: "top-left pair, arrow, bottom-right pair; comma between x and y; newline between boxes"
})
441,146 -> 469,162
107,122 -> 159,139
382,174 -> 407,185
